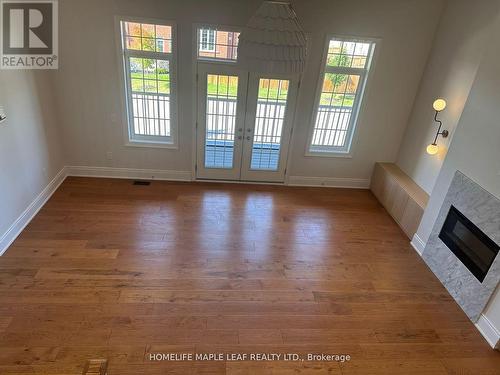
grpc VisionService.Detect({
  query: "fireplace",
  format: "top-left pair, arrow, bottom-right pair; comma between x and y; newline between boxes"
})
439,205 -> 500,282
422,172 -> 500,322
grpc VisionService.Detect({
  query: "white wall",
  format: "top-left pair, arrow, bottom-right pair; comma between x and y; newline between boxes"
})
396,0 -> 499,194
52,0 -> 444,182
416,11 -> 500,334
0,70 -> 64,248
288,0 -> 444,181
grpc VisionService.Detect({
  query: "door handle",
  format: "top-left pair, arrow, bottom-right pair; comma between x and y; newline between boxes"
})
237,136 -> 242,140
246,136 -> 251,141
238,128 -> 243,132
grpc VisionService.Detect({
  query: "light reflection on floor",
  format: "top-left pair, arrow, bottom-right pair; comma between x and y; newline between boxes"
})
132,186 -> 333,269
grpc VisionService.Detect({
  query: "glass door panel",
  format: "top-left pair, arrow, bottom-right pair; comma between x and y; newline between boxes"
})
196,63 -> 247,180
204,74 -> 239,169
240,74 -> 298,183
250,79 -> 290,171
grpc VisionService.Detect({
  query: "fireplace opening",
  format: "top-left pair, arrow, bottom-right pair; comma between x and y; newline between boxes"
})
439,205 -> 499,282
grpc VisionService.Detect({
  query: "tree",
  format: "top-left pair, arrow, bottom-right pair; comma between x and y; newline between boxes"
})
127,23 -> 156,70
326,48 -> 350,88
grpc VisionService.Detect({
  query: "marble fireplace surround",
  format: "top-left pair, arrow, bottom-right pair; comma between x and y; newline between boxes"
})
422,171 -> 500,322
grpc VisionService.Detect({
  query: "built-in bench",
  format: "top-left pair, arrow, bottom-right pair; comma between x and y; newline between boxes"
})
370,163 -> 429,239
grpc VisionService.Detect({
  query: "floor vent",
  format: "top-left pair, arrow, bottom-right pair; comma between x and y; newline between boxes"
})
82,359 -> 108,375
133,180 -> 151,186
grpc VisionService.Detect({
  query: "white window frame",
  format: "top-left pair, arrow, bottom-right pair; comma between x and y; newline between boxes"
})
156,39 -> 165,52
191,24 -> 242,176
306,35 -> 377,157
196,24 -> 241,63
199,29 -> 216,52
116,16 -> 178,148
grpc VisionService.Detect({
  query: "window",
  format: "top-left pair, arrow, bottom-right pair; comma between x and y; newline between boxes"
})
197,27 -> 240,61
120,20 -> 177,146
199,29 -> 216,52
156,39 -> 164,52
308,37 -> 375,154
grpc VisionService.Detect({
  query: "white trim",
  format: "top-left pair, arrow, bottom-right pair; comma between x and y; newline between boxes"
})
475,314 -> 500,349
199,29 -> 216,52
305,34 -> 380,156
288,176 -> 369,189
0,167 -> 67,256
410,233 -> 500,350
192,23 -> 242,179
115,16 -> 179,148
0,168 -> 367,257
66,166 -> 193,182
194,63 -> 249,181
304,150 -> 353,158
239,72 -> 299,183
1,167 -> 498,354
411,233 -> 426,256
195,23 -> 242,63
124,140 -> 178,150
196,179 -> 283,186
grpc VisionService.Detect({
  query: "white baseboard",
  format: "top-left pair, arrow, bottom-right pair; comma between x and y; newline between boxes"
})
411,233 -> 426,256
0,167 -> 67,256
66,166 -> 193,182
287,176 -> 369,189
1,166 -> 499,352
0,165 -> 192,256
0,167 -> 365,256
476,314 -> 500,349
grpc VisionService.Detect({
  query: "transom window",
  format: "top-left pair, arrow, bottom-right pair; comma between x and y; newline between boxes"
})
309,37 -> 375,154
120,20 -> 177,146
197,27 -> 240,61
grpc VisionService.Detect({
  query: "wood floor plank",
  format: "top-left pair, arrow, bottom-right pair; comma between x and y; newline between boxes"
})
339,359 -> 449,374
0,177 -> 497,374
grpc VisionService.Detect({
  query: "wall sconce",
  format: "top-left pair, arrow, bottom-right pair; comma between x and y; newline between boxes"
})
426,98 -> 449,155
0,106 -> 6,124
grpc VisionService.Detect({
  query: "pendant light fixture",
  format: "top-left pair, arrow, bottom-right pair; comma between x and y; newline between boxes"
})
237,1 -> 307,74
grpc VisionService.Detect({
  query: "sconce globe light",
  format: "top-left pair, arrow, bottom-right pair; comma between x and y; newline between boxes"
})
427,97 -> 449,155
426,143 -> 439,155
433,98 -> 447,112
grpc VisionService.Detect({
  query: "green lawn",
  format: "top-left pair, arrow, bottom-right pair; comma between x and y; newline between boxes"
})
131,72 -> 170,94
206,81 -> 353,106
130,72 -> 354,107
320,94 -> 355,107
207,82 -> 288,101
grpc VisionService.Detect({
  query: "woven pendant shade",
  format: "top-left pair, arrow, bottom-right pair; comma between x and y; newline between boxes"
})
238,1 -> 307,74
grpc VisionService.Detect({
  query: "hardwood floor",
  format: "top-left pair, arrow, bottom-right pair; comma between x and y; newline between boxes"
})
0,177 -> 498,374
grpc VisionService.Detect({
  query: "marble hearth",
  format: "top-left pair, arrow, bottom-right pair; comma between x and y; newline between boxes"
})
422,171 -> 500,322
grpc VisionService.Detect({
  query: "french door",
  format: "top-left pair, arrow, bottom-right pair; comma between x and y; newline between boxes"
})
196,62 -> 298,183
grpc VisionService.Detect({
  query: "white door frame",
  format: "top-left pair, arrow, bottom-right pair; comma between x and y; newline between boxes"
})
240,72 -> 299,183
196,62 -> 248,180
196,64 -> 298,183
